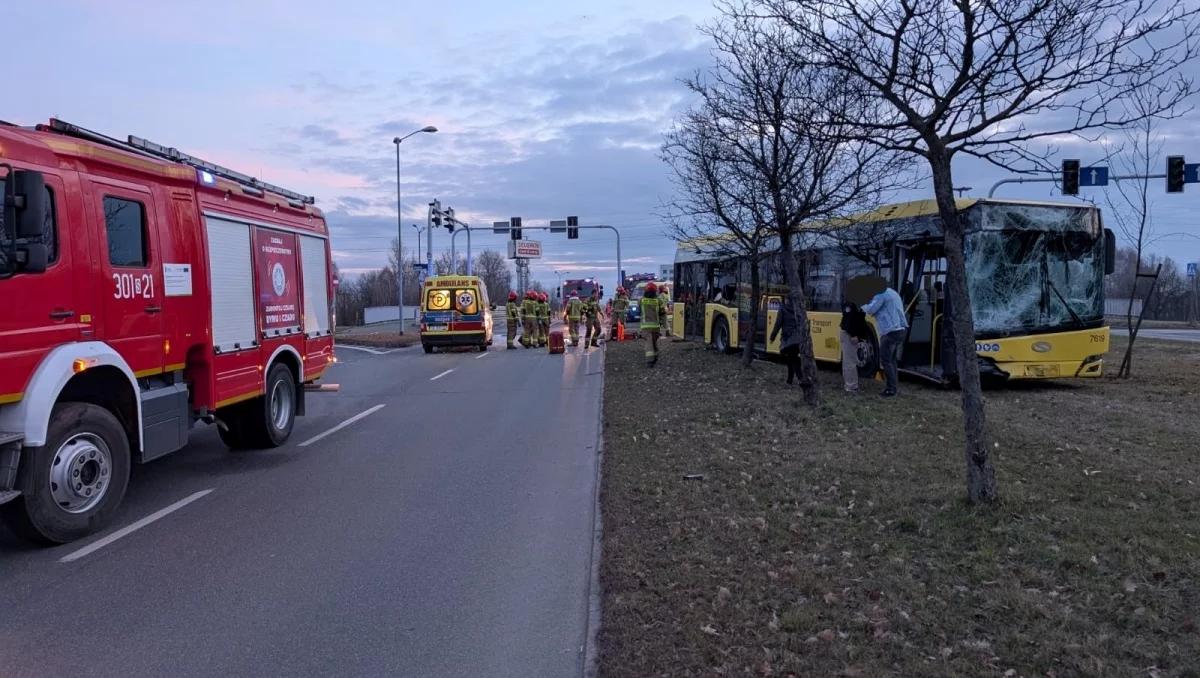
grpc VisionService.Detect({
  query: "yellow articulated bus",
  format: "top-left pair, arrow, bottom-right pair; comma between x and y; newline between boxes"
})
671,198 -> 1116,383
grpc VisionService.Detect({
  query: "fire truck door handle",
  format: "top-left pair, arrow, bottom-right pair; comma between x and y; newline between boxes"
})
49,309 -> 75,320
144,305 -> 162,314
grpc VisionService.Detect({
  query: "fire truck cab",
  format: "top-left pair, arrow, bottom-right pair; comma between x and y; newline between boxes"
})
0,119 -> 336,543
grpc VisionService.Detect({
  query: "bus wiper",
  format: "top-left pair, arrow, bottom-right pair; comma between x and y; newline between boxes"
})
1046,279 -> 1085,328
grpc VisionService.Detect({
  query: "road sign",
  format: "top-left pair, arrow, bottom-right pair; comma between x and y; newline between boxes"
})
1186,164 -> 1200,185
1079,166 -> 1109,187
1188,262 -> 1197,278
492,220 -> 509,234
417,268 -> 428,285
549,219 -> 567,233
508,239 -> 542,259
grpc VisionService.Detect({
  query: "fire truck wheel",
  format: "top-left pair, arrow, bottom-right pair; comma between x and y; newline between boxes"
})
216,405 -> 251,450
478,343 -> 488,352
2,402 -> 131,544
422,344 -> 434,354
247,363 -> 297,448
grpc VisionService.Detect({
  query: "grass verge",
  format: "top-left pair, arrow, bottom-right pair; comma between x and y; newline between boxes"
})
334,330 -> 421,349
599,336 -> 1200,677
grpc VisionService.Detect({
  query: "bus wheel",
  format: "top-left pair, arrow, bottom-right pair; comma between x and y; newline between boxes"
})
244,363 -> 297,448
423,344 -> 434,354
712,317 -> 732,354
856,332 -> 881,380
3,402 -> 131,544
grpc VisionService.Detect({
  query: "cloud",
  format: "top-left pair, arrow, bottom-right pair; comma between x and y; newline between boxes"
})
298,124 -> 350,147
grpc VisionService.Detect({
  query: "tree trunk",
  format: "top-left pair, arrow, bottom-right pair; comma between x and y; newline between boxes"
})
742,254 -> 760,367
930,154 -> 997,504
779,229 -> 820,406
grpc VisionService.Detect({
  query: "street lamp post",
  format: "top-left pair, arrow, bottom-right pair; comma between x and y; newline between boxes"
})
412,223 -> 425,263
393,125 -> 438,334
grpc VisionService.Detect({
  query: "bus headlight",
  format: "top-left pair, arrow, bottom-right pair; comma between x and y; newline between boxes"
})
1031,341 -> 1052,353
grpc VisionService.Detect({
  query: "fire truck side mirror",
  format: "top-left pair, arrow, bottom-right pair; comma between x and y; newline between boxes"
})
10,170 -> 48,239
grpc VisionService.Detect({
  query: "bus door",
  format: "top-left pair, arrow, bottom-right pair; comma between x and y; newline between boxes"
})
760,295 -> 783,353
896,242 -> 948,377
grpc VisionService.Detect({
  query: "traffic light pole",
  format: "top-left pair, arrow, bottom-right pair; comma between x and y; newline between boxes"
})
452,223 -> 622,291
989,172 -> 1168,197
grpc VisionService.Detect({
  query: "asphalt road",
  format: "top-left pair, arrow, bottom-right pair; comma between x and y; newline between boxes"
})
0,330 -> 606,678
1111,327 -> 1200,343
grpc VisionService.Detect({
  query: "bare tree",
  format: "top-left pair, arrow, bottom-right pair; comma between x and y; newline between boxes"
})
388,238 -> 422,306
434,251 -> 468,276
473,249 -> 513,303
691,11 -> 911,404
754,0 -> 1199,502
1107,89 -> 1170,376
662,112 -> 772,368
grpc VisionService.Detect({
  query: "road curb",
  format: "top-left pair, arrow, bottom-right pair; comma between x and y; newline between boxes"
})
581,345 -> 605,678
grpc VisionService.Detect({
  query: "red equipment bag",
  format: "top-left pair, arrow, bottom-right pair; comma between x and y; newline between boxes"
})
548,329 -> 566,354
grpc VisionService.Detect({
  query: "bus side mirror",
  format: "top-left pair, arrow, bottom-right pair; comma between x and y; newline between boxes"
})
1103,228 -> 1116,275
8,170 -> 48,238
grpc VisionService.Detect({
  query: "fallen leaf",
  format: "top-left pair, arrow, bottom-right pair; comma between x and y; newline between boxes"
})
817,628 -> 835,642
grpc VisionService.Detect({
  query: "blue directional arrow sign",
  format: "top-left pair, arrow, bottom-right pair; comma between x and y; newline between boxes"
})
1079,166 -> 1109,187
1188,262 -> 1198,278
1185,163 -> 1200,184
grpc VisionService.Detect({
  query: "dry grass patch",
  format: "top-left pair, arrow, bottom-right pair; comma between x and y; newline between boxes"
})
599,337 -> 1200,677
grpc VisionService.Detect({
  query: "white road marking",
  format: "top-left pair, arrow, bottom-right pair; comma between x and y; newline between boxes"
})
475,351 -> 491,359
430,369 -> 455,381
299,404 -> 387,447
60,489 -> 214,563
335,344 -> 396,355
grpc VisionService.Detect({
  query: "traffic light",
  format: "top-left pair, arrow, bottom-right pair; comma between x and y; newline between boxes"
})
1167,155 -> 1185,193
430,200 -> 442,228
567,215 -> 579,240
1061,159 -> 1080,195
444,207 -> 455,232
510,216 -> 522,240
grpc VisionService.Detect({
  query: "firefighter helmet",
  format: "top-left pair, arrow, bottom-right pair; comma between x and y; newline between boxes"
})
645,282 -> 657,294
508,291 -> 518,301
540,292 -> 548,302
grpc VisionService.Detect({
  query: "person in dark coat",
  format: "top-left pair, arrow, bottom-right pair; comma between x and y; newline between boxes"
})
840,301 -> 872,392
769,298 -> 803,385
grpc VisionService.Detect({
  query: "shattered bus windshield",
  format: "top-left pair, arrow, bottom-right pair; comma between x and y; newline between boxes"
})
966,203 -> 1104,336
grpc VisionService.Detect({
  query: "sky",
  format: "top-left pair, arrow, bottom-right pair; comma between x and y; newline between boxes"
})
7,0 -> 1200,294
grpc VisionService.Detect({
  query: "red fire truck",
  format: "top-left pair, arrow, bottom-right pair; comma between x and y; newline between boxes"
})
0,119 -> 336,543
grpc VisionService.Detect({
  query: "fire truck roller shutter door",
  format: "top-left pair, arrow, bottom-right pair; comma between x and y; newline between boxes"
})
204,216 -> 257,353
299,234 -> 331,338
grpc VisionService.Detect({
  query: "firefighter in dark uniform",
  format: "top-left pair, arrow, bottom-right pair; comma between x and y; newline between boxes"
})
566,291 -> 583,346
610,287 -> 630,339
537,292 -> 550,347
521,290 -> 539,348
640,282 -> 667,366
584,289 -> 603,347
505,291 -> 520,348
